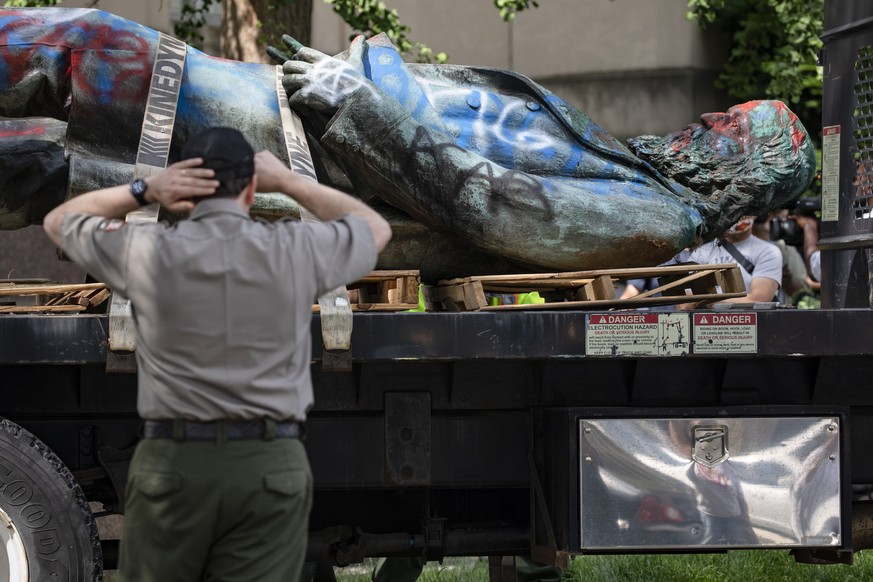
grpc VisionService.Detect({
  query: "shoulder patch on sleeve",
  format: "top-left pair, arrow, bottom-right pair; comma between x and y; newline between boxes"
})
97,219 -> 127,232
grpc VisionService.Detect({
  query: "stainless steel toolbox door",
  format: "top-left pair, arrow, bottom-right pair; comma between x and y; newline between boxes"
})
578,417 -> 841,550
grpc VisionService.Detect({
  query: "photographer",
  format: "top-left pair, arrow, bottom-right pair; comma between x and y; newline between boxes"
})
769,198 -> 821,279
753,213 -> 812,305
769,198 -> 822,309
795,215 -> 822,283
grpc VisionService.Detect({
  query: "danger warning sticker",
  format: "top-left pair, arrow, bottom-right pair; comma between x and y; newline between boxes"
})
692,312 -> 757,353
586,313 -> 690,356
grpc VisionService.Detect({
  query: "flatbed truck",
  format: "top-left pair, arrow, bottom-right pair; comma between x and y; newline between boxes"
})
2,1 -> 873,580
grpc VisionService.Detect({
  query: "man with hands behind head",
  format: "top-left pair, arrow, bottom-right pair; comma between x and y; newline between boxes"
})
44,127 -> 391,582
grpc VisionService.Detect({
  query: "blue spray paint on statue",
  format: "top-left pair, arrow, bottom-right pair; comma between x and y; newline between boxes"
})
0,8 -> 817,273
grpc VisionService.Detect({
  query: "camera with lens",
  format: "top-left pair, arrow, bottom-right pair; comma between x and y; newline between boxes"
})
770,197 -> 821,246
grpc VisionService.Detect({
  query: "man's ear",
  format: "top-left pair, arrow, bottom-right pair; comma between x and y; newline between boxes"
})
242,176 -> 257,207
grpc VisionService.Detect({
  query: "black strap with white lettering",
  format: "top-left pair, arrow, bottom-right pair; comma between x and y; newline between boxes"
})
275,65 -> 319,184
109,33 -> 187,354
134,32 -> 187,185
275,66 -> 352,359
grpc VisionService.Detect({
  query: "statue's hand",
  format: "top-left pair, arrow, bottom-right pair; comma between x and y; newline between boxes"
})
266,34 -> 304,66
267,35 -> 372,116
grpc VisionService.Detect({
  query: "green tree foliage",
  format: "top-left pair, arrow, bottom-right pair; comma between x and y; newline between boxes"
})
327,0 -> 446,63
174,0 -> 213,44
686,0 -> 823,136
494,0 -> 539,22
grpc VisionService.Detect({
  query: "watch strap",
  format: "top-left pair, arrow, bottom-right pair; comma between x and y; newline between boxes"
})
129,178 -> 149,206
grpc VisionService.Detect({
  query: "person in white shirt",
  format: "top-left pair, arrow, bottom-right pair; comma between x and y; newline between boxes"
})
674,216 -> 782,308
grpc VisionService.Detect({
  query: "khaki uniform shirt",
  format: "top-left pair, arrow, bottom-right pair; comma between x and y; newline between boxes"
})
61,199 -> 376,421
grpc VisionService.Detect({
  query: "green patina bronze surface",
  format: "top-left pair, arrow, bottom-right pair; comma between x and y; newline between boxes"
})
0,9 -> 817,279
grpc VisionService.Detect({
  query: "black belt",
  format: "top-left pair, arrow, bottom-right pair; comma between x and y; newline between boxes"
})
142,419 -> 303,441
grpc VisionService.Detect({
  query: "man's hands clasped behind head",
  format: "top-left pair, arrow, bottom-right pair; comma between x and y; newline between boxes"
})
253,151 -> 300,193
144,158 -> 219,213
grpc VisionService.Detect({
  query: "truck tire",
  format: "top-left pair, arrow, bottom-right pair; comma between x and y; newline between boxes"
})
0,418 -> 102,581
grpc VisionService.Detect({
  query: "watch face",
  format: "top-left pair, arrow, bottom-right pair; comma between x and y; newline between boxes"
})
131,178 -> 146,195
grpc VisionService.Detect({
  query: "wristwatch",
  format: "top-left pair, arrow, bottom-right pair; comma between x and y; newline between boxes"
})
129,178 -> 149,206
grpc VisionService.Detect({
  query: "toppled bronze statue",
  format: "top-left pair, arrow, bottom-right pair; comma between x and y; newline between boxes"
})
0,8 -> 816,279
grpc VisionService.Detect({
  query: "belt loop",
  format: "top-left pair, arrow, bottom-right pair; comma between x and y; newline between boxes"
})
217,421 -> 228,445
172,419 -> 185,442
264,418 -> 276,441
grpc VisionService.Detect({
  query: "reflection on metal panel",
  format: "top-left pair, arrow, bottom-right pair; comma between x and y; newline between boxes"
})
579,417 -> 841,550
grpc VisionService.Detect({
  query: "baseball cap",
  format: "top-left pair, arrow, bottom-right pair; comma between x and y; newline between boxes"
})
181,127 -> 255,187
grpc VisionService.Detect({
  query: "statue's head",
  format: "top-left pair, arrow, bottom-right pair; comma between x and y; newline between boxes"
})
628,100 -> 817,238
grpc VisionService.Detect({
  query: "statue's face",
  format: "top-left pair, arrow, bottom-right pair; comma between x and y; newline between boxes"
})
670,101 -> 799,166
695,107 -> 751,158
629,100 -> 809,195
628,100 -> 815,239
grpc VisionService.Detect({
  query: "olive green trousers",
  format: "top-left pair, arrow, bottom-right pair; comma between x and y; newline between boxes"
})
119,437 -> 312,582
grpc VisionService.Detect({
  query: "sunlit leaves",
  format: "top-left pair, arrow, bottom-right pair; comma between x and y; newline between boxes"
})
686,0 -> 822,135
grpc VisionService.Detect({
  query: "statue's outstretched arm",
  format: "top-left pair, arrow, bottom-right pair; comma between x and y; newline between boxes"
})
272,37 -> 699,271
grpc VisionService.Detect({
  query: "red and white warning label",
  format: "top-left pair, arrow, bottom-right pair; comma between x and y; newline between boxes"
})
586,313 -> 689,356
692,312 -> 757,354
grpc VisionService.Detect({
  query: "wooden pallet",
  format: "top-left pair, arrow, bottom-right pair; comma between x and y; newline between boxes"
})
1,272 -> 421,315
312,270 -> 420,313
0,265 -> 742,314
425,264 -> 746,311
0,281 -> 110,314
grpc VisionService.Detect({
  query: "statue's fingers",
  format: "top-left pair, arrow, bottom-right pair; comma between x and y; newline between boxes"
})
266,45 -> 292,64
282,73 -> 309,94
282,34 -> 305,54
282,61 -> 311,76
285,90 -> 322,113
292,46 -> 330,64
